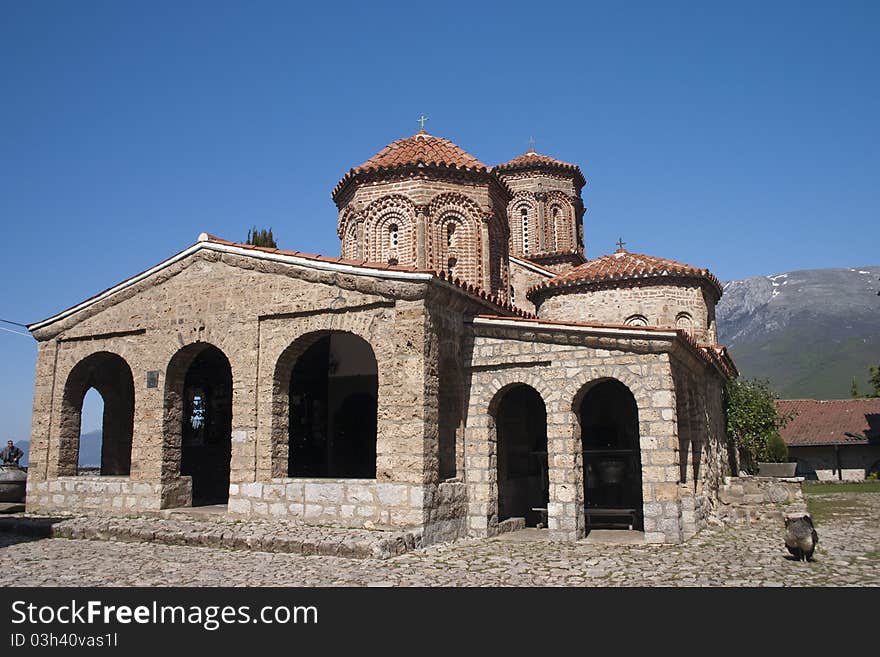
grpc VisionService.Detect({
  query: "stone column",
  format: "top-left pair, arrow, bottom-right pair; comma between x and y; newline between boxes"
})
25,339 -> 58,485
640,370 -> 684,544
546,406 -> 584,540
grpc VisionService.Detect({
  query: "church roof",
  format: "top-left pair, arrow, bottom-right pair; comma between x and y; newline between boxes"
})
527,248 -> 723,300
332,131 -> 489,200
494,150 -> 586,186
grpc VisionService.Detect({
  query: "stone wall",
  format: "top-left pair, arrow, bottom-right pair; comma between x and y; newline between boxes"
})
462,319 -> 728,544
26,476 -> 190,513
508,258 -> 553,314
227,479 -> 424,530
714,475 -> 806,524
533,281 -> 718,343
27,249 -> 436,524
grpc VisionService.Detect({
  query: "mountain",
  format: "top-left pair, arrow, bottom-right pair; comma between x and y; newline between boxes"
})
717,266 -> 880,399
10,430 -> 102,469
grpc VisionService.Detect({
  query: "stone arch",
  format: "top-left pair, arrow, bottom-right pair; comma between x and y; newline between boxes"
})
363,195 -> 417,265
163,342 -> 234,505
341,217 -> 362,259
58,351 -> 134,476
488,381 -> 549,527
428,192 -> 483,282
574,376 -> 645,530
272,330 -> 378,478
675,311 -> 695,336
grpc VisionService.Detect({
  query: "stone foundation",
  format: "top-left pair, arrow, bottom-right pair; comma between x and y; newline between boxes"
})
227,479 -> 424,531
27,476 -> 192,513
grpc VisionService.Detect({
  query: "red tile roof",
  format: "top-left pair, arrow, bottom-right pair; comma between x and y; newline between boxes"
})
494,150 -> 586,186
776,399 -> 880,446
527,249 -> 723,300
333,131 -> 489,199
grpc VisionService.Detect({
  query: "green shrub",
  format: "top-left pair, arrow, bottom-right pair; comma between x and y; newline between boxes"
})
764,432 -> 789,463
724,378 -> 794,473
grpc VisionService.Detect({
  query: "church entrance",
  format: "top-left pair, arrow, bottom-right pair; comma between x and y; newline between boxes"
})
579,379 -> 644,530
288,332 -> 378,478
495,384 -> 548,527
177,345 -> 233,506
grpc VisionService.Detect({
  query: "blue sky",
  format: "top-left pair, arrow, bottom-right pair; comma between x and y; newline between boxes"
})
1,1 -> 878,442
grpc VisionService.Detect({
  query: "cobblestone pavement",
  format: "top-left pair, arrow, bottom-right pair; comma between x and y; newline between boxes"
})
1,492 -> 877,587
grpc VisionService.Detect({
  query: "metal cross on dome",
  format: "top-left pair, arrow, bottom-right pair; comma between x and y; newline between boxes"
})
616,238 -> 627,251
417,114 -> 429,131
527,136 -> 536,151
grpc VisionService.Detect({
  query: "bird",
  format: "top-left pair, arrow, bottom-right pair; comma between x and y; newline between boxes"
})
784,513 -> 819,562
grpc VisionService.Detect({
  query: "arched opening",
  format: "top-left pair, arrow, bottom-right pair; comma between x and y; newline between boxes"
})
579,379 -> 644,530
59,352 -> 134,477
78,388 -> 104,473
287,332 -> 378,478
437,356 -> 462,480
165,343 -> 233,506
494,384 -> 548,527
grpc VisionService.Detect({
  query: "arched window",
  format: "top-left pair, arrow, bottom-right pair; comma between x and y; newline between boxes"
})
676,312 -> 694,335
510,285 -> 515,304
625,314 -> 648,327
520,207 -> 529,254
446,223 -> 456,248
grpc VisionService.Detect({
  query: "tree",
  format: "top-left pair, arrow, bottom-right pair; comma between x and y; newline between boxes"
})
851,378 -> 862,399
246,226 -> 277,248
870,365 -> 880,398
724,378 -> 794,474
851,365 -> 880,398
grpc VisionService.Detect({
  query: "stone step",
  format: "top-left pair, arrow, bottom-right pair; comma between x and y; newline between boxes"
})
0,515 -> 422,560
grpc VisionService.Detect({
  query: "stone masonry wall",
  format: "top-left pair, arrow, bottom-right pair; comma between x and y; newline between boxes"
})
227,480 -> 424,530
534,282 -> 717,343
27,250 -> 435,532
464,323 -> 692,544
26,476 -> 190,513
508,259 -> 552,314
714,476 -> 806,524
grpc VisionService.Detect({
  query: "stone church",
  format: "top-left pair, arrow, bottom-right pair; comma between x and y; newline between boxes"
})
25,128 -> 737,544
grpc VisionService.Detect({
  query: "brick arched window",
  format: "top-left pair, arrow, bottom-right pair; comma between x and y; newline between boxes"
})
521,207 -> 530,254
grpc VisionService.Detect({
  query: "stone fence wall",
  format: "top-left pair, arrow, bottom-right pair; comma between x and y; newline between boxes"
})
713,475 -> 806,524
26,477 -> 190,513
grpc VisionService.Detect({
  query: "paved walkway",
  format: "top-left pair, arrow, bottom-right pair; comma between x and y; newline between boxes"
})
1,492 -> 877,586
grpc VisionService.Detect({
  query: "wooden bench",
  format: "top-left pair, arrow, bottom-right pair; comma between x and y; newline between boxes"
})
584,507 -> 637,530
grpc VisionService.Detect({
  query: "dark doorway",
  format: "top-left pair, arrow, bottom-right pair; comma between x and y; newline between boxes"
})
60,352 -> 134,477
495,384 -> 548,527
580,379 -> 644,530
288,333 -> 378,478
180,345 -> 233,505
